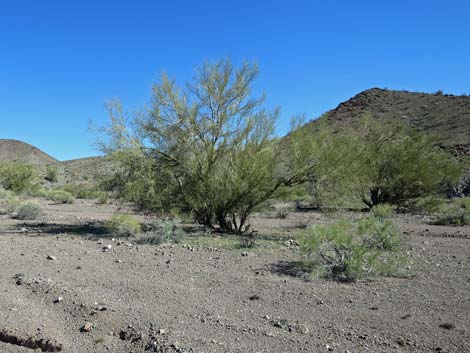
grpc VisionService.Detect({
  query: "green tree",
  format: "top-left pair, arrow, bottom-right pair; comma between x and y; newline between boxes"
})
0,163 -> 36,193
100,60 -> 314,233
288,117 -> 462,209
350,119 -> 462,208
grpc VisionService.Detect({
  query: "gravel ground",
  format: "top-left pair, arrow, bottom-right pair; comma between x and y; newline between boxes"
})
0,200 -> 469,353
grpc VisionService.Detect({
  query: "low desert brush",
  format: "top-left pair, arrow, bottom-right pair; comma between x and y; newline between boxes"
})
299,216 -> 405,282
106,213 -> 141,237
14,201 -> 43,220
139,219 -> 185,245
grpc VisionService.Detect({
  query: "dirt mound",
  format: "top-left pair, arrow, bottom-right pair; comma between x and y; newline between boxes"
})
0,139 -> 58,165
303,88 -> 470,155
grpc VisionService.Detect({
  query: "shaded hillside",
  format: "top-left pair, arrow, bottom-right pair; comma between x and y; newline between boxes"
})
0,139 -> 58,165
304,88 -> 470,156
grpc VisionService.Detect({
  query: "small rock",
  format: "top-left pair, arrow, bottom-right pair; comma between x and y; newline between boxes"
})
249,294 -> 260,301
438,323 -> 455,330
103,245 -> 112,251
81,322 -> 94,332
54,297 -> 63,303
296,324 -> 309,334
46,255 -> 57,260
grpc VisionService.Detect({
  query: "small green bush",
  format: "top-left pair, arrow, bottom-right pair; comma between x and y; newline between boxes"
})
0,188 -> 14,200
139,219 -> 185,245
371,204 -> 394,219
4,195 -> 22,213
299,217 -> 405,282
15,201 -> 43,220
45,190 -> 74,204
239,234 -> 257,248
357,216 -> 401,251
106,213 -> 141,237
275,205 -> 290,219
434,197 -> 470,226
436,210 -> 470,226
0,163 -> 36,193
96,192 -> 109,204
412,196 -> 446,214
62,184 -> 104,199
45,166 -> 58,183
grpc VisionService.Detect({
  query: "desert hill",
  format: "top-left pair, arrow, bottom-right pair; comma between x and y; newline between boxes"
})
0,139 -> 58,165
303,88 -> 470,156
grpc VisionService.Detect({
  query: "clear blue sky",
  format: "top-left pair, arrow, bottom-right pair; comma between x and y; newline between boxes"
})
1,1 -> 469,161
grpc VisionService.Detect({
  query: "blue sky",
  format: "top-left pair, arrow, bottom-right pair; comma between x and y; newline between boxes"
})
0,0 -> 469,161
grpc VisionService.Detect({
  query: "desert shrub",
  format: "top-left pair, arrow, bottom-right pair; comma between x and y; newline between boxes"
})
14,201 -> 43,220
239,234 -> 257,248
451,197 -> 470,209
0,163 -> 36,193
106,213 -> 141,237
96,192 -> 109,204
299,217 -> 404,282
346,119 -> 461,208
139,219 -> 185,245
357,216 -> 401,251
0,188 -> 14,200
99,59 -> 316,233
371,204 -> 394,219
45,166 -> 58,183
44,190 -> 74,204
411,195 -> 446,214
435,209 -> 470,226
290,118 -> 462,210
62,184 -> 104,199
4,195 -> 22,213
274,205 -> 290,219
435,198 -> 470,226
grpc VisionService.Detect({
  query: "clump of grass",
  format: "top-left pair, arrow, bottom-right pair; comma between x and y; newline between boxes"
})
275,207 -> 289,219
106,213 -> 141,237
45,166 -> 58,183
14,201 -> 43,220
239,234 -> 257,248
299,216 -> 406,282
0,187 -> 14,199
435,208 -> 470,226
96,192 -> 109,204
62,183 -> 105,199
435,197 -> 470,226
4,195 -> 22,213
139,219 -> 185,245
411,196 -> 446,214
44,189 -> 74,204
371,204 -> 394,219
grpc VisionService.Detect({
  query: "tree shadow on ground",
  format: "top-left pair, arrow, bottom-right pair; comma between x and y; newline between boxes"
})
264,260 -> 312,281
13,221 -> 111,239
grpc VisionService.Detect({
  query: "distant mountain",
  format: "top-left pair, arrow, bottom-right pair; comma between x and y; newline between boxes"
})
302,88 -> 470,156
0,139 -> 58,165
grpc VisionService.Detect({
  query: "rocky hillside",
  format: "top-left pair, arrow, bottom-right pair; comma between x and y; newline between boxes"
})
304,88 -> 470,156
0,139 -> 58,165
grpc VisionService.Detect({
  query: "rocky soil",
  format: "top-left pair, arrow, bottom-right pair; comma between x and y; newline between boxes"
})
0,200 -> 469,352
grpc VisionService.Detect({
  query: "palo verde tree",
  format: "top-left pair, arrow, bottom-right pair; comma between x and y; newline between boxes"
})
100,59 -> 315,233
350,118 -> 462,208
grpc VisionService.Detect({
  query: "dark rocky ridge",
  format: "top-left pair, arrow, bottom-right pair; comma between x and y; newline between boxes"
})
304,88 -> 470,156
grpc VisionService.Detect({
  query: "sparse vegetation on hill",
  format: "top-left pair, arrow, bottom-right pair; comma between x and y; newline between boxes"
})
0,139 -> 57,165
302,88 -> 470,153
